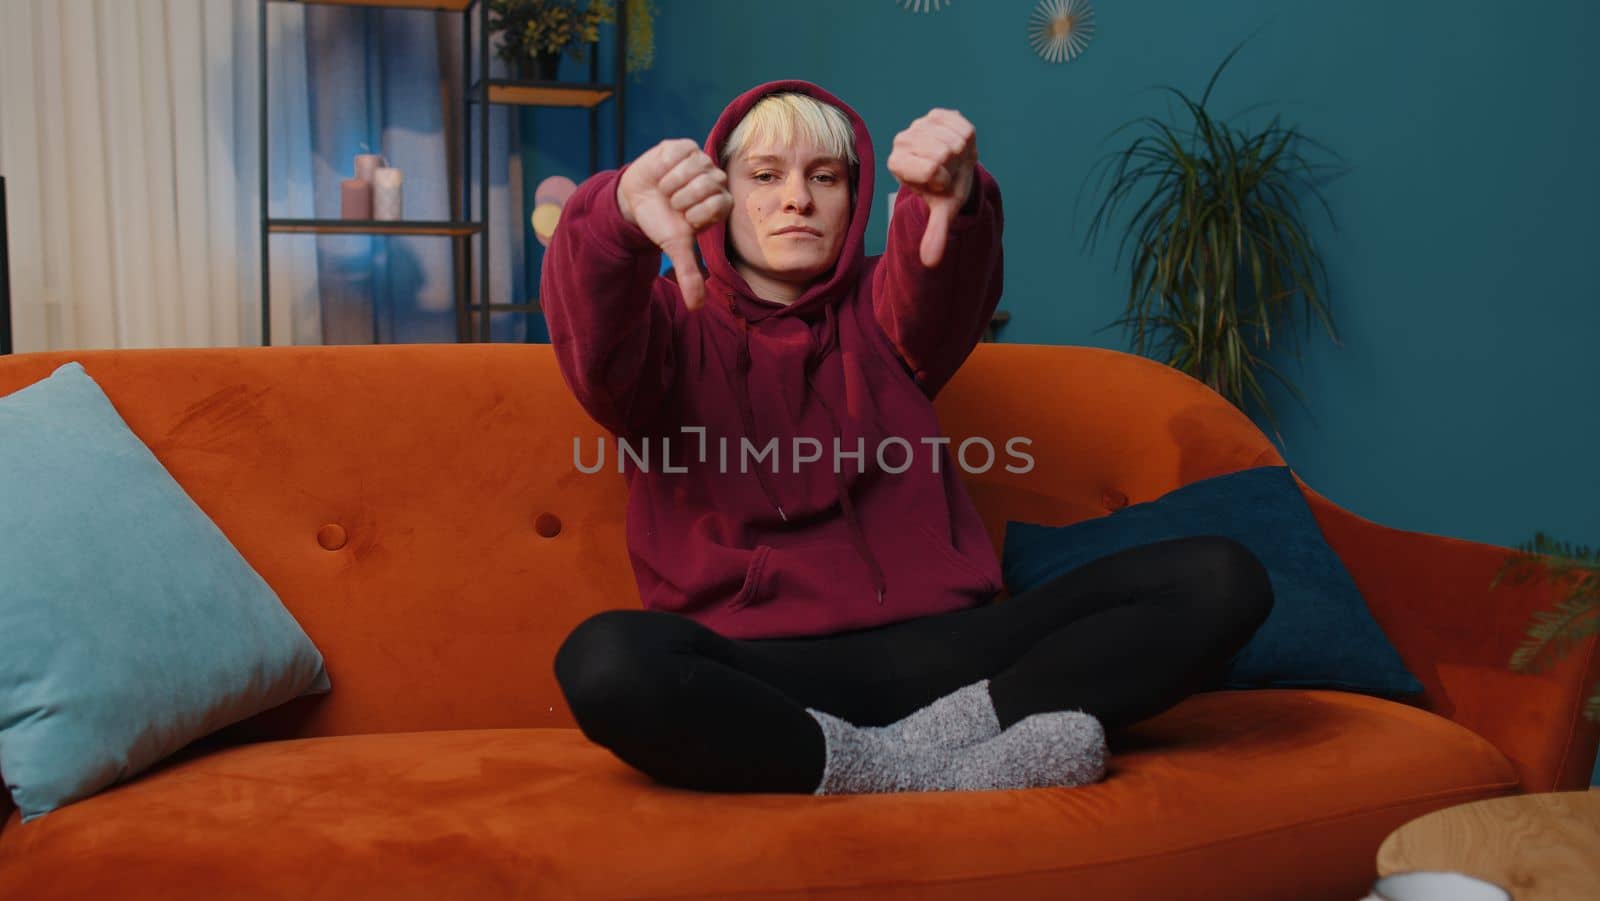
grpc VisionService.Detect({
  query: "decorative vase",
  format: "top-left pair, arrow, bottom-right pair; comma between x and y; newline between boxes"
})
518,51 -> 562,82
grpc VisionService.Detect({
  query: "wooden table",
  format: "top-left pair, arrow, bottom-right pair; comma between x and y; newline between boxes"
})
1376,790 -> 1600,900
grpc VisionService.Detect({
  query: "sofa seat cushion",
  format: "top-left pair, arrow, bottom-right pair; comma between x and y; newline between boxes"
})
0,690 -> 1519,901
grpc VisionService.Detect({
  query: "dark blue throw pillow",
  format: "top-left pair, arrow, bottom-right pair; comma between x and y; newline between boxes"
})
1002,465 -> 1424,698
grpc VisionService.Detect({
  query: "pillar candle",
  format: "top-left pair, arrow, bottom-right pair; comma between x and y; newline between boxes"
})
340,177 -> 373,220
355,153 -> 384,185
373,167 -> 404,221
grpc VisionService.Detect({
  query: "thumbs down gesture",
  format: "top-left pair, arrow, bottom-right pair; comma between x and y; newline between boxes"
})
616,138 -> 733,311
887,108 -> 979,269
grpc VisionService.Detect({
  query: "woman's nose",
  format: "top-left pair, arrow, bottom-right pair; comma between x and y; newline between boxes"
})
783,176 -> 813,211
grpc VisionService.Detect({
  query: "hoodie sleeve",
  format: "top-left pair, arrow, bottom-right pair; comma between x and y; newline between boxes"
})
870,162 -> 1004,398
540,166 -> 680,438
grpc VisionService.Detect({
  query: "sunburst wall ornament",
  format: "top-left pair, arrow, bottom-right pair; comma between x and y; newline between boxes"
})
1030,0 -> 1096,63
897,0 -> 951,13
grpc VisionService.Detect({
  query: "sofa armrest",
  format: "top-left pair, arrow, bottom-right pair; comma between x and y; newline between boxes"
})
1296,474 -> 1600,792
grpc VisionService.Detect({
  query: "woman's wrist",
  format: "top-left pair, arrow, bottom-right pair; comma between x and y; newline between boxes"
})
616,181 -> 636,227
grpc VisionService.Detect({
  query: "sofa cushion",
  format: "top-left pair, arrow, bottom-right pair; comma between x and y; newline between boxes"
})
0,690 -> 1518,900
1003,465 -> 1426,699
0,362 -> 331,822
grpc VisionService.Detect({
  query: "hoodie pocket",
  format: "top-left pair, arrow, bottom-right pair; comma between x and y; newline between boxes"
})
726,542 -> 867,611
728,545 -> 772,610
912,520 -> 1001,594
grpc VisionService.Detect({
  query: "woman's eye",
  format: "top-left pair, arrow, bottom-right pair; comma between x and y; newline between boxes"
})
753,172 -> 775,183
814,173 -> 838,184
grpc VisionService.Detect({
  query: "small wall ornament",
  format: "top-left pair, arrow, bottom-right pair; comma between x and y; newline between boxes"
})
1030,0 -> 1096,63
531,175 -> 578,247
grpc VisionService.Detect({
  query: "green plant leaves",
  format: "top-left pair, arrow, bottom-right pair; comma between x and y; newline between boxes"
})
1082,38 -> 1346,441
1492,532 -> 1600,723
487,0 -> 653,72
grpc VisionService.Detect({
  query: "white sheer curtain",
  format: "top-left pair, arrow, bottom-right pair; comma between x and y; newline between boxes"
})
0,0 -> 321,351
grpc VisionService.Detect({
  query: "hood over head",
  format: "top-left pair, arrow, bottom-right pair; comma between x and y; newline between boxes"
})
697,79 -> 876,326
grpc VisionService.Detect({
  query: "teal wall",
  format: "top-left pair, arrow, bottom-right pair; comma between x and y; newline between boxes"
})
524,0 -> 1599,783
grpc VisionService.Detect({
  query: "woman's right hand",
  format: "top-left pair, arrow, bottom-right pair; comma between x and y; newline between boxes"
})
616,139 -> 733,311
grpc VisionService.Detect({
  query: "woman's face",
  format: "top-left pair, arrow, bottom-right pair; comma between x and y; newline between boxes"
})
725,138 -> 852,301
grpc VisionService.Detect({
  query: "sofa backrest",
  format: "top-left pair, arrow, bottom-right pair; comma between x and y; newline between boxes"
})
933,344 -> 1599,792
3,343 -> 1594,793
0,342 -> 1278,743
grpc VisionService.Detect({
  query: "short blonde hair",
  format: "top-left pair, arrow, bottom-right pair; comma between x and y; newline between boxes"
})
720,92 -> 859,173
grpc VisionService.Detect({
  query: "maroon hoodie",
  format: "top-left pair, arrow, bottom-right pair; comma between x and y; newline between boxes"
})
541,79 -> 1005,640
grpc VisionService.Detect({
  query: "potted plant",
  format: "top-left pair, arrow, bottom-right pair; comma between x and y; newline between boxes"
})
488,0 -> 655,82
1083,41 -> 1345,441
1492,533 -> 1600,722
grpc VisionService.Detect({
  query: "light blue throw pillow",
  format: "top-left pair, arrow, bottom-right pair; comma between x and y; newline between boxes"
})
1003,465 -> 1424,699
0,362 -> 330,821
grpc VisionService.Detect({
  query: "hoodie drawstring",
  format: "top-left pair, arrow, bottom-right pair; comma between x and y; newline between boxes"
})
807,303 -> 889,605
725,292 -> 888,605
728,293 -> 788,522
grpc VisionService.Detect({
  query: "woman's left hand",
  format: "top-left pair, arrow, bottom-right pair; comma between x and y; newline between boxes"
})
887,108 -> 978,268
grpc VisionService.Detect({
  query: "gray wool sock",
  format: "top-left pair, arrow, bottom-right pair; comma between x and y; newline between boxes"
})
866,678 -> 1002,749
808,706 -> 1107,795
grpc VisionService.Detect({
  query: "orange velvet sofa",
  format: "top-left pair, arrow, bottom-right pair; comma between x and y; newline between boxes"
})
1,343 -> 1595,900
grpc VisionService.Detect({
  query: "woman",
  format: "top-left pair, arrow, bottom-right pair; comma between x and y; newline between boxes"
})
541,80 -> 1274,796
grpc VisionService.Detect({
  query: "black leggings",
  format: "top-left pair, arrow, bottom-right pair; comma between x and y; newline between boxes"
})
553,535 -> 1274,793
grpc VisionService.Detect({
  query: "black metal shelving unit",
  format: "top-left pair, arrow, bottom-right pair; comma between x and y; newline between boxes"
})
1,176 -> 11,355
259,0 -> 626,345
